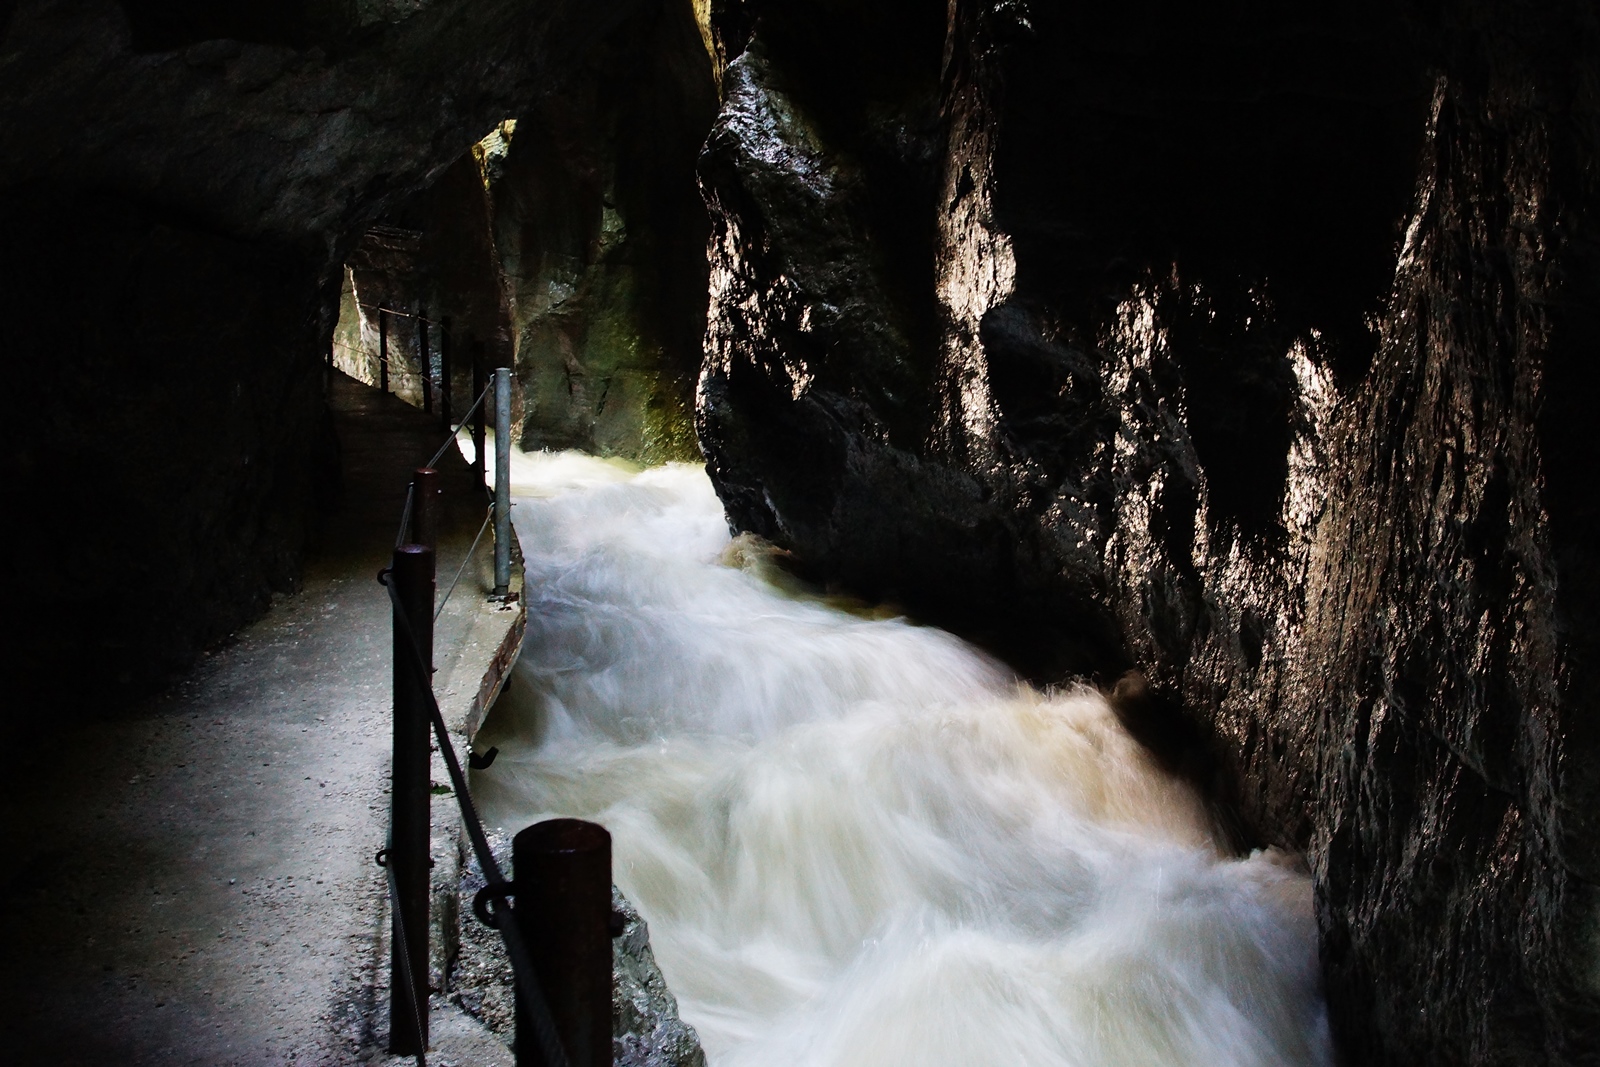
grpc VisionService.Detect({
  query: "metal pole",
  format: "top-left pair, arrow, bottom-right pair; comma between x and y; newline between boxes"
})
379,307 -> 390,394
512,819 -> 613,1067
439,316 -> 453,431
411,467 -> 440,555
493,366 -> 512,597
389,543 -> 435,1056
472,339 -> 487,493
418,303 -> 433,415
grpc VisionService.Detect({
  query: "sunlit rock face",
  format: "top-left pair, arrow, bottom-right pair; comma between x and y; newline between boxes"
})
334,156 -> 511,413
328,0 -> 720,464
696,0 -> 1600,1061
0,0 -> 655,702
486,6 -> 718,463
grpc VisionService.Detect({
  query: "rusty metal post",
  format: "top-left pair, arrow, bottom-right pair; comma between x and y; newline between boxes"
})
418,303 -> 433,415
493,366 -> 512,597
411,467 -> 440,555
439,316 -> 453,431
389,544 -> 435,1056
512,819 -> 613,1067
378,307 -> 390,393
471,339 -> 487,493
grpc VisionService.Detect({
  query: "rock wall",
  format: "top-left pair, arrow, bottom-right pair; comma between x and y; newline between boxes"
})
695,0 -> 1600,1061
5,189 -> 333,698
327,0 -> 720,466
485,3 -> 718,463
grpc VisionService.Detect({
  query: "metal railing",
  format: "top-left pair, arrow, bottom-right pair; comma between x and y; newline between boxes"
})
375,367 -> 613,1067
329,306 -> 462,432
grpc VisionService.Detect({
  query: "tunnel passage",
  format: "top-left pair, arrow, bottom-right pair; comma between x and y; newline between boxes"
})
2,0 -> 714,713
333,0 -> 717,465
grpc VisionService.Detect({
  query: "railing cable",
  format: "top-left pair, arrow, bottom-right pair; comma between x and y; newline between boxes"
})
331,341 -> 436,384
379,832 -> 429,1067
395,482 -> 417,551
358,301 -> 447,327
436,506 -> 494,621
426,385 -> 491,471
380,575 -> 573,1067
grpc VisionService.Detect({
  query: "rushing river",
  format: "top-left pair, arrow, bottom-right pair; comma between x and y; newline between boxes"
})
472,451 -> 1331,1067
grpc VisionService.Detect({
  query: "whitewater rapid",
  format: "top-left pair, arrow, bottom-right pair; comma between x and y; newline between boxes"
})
471,450 -> 1331,1067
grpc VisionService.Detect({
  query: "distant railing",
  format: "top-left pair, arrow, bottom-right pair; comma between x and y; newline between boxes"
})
376,367 -> 614,1067
329,304 -> 463,435
333,303 -> 494,494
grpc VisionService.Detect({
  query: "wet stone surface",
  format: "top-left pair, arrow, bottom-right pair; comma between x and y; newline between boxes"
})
693,1 -> 1600,1062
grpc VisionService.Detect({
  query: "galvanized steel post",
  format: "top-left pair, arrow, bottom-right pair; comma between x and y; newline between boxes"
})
493,366 -> 512,597
512,819 -> 613,1067
389,543 -> 435,1056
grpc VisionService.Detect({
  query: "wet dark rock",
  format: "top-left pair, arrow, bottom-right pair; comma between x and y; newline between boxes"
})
696,0 -> 1600,1061
696,15 -> 1113,674
610,889 -> 707,1067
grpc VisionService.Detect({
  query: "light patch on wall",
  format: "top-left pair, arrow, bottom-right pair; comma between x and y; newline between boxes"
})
690,0 -> 720,91
472,119 -> 518,189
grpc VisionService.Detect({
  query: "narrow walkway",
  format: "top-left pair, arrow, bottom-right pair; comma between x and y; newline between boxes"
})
0,373 -> 518,1066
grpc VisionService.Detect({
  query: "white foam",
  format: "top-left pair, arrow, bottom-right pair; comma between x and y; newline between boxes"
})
475,451 -> 1331,1067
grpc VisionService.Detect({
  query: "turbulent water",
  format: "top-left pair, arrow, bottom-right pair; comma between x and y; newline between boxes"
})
471,451 -> 1332,1067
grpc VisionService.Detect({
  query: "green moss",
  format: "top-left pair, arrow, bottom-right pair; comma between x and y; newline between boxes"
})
511,228 -> 702,464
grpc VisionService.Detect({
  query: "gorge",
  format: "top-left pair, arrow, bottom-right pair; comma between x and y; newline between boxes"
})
4,0 -> 1599,1063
